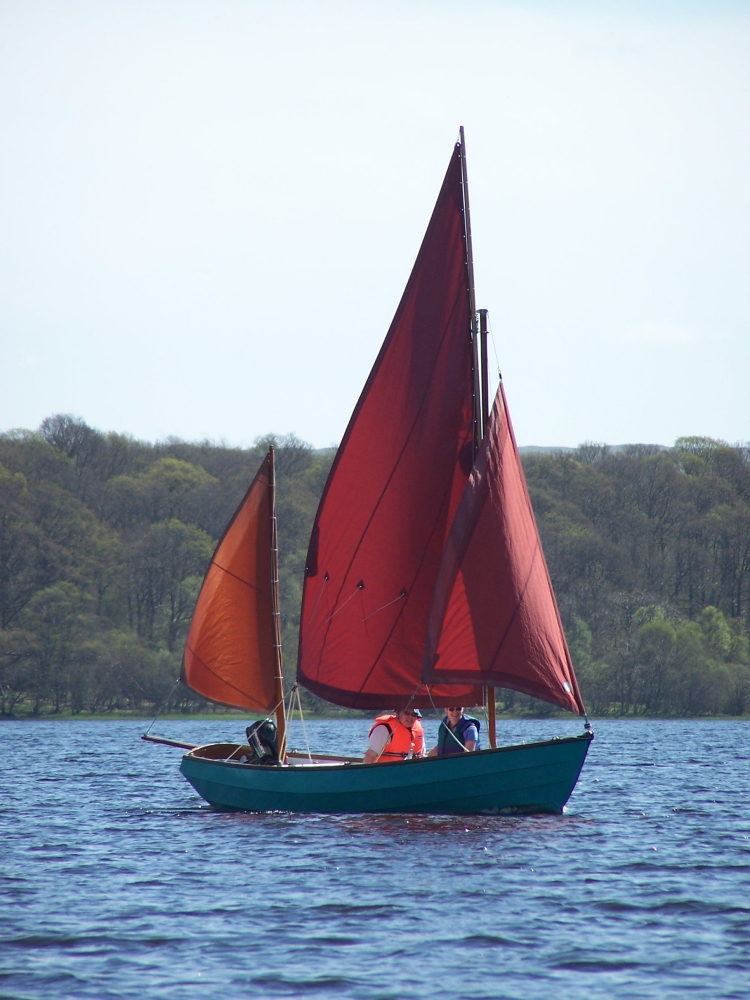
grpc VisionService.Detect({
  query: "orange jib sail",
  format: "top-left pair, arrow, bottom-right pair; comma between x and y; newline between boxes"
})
423,385 -> 586,716
297,143 -> 482,709
181,451 -> 281,713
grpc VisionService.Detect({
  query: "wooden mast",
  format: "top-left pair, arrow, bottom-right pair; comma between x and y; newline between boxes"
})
458,127 -> 480,451
459,127 -> 497,749
478,309 -> 490,429
268,447 -> 287,760
478,307 -> 496,748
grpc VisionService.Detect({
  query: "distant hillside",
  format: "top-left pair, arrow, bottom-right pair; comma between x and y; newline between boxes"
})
1,417 -> 748,717
521,437 -> 749,716
518,444 -> 667,455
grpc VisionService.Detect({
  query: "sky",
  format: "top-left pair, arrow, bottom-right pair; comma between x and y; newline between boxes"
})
1,0 -> 748,450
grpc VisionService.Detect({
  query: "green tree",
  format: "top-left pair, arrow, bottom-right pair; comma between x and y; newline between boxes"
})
0,465 -> 45,628
127,520 -> 213,650
21,582 -> 90,713
635,617 -> 676,713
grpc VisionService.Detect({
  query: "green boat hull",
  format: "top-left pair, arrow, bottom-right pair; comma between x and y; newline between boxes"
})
179,731 -> 593,815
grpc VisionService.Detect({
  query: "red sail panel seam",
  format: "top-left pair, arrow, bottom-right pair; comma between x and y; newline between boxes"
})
305,574 -> 329,626
350,435 -> 473,699
300,146 -> 464,561
361,592 -> 407,623
321,584 -> 362,624
212,562 -> 270,596
183,646 -> 260,702
316,413 -> 472,701
480,538 -> 542,676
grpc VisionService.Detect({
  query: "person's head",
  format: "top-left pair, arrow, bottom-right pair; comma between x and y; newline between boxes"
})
445,707 -> 465,724
397,708 -> 421,729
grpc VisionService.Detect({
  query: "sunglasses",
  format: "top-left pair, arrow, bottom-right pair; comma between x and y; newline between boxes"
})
447,707 -> 463,712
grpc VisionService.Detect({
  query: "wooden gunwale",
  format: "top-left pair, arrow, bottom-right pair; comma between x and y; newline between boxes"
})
186,731 -> 593,773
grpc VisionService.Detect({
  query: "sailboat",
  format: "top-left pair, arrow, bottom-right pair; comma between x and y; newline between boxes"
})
147,129 -> 593,814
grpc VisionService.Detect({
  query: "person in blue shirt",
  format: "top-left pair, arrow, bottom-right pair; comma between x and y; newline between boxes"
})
427,707 -> 481,756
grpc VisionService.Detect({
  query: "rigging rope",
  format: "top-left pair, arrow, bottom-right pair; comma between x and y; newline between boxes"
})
292,684 -> 313,761
143,677 -> 182,738
323,583 -> 363,624
425,685 -> 470,753
220,689 -> 291,764
361,591 -> 407,623
306,573 -> 328,625
487,312 -> 502,383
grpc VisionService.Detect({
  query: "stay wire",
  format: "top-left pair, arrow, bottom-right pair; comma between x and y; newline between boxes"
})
229,690 -> 290,763
487,312 -> 502,382
307,574 -> 328,625
293,685 -> 313,761
222,687 -> 292,764
143,677 -> 182,738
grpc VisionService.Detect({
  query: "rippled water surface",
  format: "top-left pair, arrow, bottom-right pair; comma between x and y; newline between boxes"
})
1,718 -> 749,999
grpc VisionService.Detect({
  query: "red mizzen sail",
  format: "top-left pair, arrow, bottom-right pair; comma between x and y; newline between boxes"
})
423,385 -> 586,716
297,144 -> 482,709
181,451 -> 282,713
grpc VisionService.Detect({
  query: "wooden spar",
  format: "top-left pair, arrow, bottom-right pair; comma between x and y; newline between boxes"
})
486,693 -> 497,748
269,447 -> 287,760
460,132 -> 497,749
478,309 -> 490,430
459,126 -> 477,346
142,734 -> 198,750
459,126 -> 481,456
477,308 -> 496,746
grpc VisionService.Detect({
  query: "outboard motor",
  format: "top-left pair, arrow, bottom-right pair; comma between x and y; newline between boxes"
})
245,720 -> 280,764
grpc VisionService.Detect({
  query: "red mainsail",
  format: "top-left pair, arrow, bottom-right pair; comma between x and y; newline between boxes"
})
181,451 -> 282,713
297,144 -> 482,709
422,385 -> 586,715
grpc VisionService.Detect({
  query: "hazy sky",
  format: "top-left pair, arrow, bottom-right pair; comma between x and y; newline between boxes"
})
1,0 -> 748,449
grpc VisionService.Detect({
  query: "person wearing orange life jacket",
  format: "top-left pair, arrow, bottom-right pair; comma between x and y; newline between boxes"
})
363,708 -> 424,763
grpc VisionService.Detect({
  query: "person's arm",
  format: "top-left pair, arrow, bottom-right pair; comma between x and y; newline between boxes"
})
463,724 -> 478,752
427,745 -> 438,757
363,724 -> 390,764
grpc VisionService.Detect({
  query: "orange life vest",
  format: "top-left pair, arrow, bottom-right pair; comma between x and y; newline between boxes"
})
368,714 -> 424,761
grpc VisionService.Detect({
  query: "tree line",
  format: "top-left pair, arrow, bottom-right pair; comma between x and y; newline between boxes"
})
524,438 -> 750,716
0,415 -> 330,716
0,416 -> 748,717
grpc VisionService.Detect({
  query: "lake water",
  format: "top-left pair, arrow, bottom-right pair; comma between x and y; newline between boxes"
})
0,717 -> 748,999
